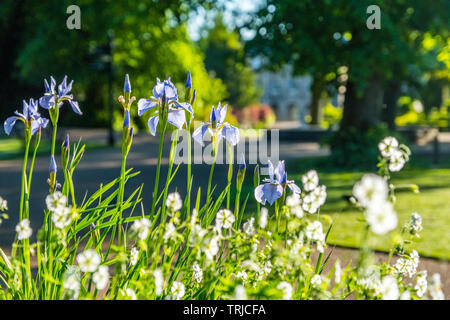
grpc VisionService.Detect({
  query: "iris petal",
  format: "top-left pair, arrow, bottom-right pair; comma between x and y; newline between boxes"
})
138,99 -> 157,116
4,116 -> 19,135
167,108 -> 186,130
192,123 -> 210,146
147,115 -> 159,136
68,100 -> 82,115
39,95 -> 55,109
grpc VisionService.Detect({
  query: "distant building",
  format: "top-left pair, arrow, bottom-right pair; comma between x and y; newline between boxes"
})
257,65 -> 312,124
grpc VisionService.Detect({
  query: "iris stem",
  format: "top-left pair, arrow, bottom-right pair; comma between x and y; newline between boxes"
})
206,137 -> 218,204
151,126 -> 166,217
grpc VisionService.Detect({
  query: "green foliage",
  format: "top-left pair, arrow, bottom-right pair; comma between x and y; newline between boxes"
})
323,124 -> 402,170
2,0 -> 227,128
200,13 -> 261,109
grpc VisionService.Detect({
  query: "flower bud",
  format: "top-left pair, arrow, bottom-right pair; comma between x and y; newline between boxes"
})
185,70 -> 192,89
124,74 -> 131,93
123,109 -> 130,129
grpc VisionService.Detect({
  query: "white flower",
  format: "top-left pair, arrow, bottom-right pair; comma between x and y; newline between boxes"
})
192,263 -> 203,283
302,194 -> 319,214
277,281 -> 293,300
305,221 -> 325,242
163,222 -> 177,242
190,224 -> 207,245
76,249 -> 101,273
311,274 -> 322,287
410,212 -> 423,232
52,206 -> 73,229
171,281 -> 185,300
378,136 -> 399,158
204,236 -> 220,261
352,174 -> 388,209
389,149 -> 406,172
92,265 -> 109,290
429,273 -> 445,300
380,276 -> 399,300
236,271 -> 248,283
286,193 -> 301,208
129,247 -> 139,266
311,185 -> 327,207
302,170 -> 319,192
63,273 -> 80,299
259,207 -> 268,229
0,196 -> 8,211
291,206 -> 304,219
16,219 -> 32,240
233,285 -> 247,300
415,271 -> 427,298
216,209 -> 235,229
166,192 -> 182,212
243,217 -> 255,236
366,201 -> 397,235
154,268 -> 164,296
400,290 -> 411,300
131,218 -> 151,240
46,191 -> 67,212
126,288 -> 137,300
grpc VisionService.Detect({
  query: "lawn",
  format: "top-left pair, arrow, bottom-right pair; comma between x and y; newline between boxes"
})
0,137 -> 109,160
242,155 -> 450,261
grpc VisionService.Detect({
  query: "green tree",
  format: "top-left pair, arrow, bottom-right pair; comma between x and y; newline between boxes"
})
200,13 -> 261,109
1,0 -> 226,129
245,0 -> 449,129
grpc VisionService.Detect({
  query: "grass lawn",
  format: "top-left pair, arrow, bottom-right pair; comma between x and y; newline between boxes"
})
0,137 -> 109,160
241,155 -> 450,261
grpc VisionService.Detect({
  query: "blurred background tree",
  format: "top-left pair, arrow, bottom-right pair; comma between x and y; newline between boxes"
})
199,13 -> 261,110
0,0 -> 228,132
245,0 -> 449,130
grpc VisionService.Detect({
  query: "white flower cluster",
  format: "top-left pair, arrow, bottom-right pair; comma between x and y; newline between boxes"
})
46,191 -> 76,229
409,212 -> 423,234
215,209 -> 235,230
15,219 -> 32,240
378,136 -> 409,172
170,281 -> 185,300
0,196 -> 7,211
192,263 -> 203,283
131,217 -> 151,240
353,174 -> 397,235
300,170 -> 327,214
394,250 -> 419,278
305,220 -> 325,253
166,192 -> 182,213
76,249 -> 109,290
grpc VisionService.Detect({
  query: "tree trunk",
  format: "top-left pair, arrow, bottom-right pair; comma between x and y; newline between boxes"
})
309,77 -> 323,125
340,74 -> 384,131
383,80 -> 401,131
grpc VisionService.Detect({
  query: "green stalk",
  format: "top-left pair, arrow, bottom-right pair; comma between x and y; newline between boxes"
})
206,136 -> 218,204
27,130 -> 41,195
185,121 -> 192,221
19,134 -> 31,221
226,144 -> 233,210
160,130 -> 179,226
151,125 -> 166,217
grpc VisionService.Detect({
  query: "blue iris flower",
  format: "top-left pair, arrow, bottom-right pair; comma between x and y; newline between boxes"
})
39,75 -> 82,115
254,160 -> 301,205
138,78 -> 193,136
192,102 -> 240,146
4,99 -> 49,136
